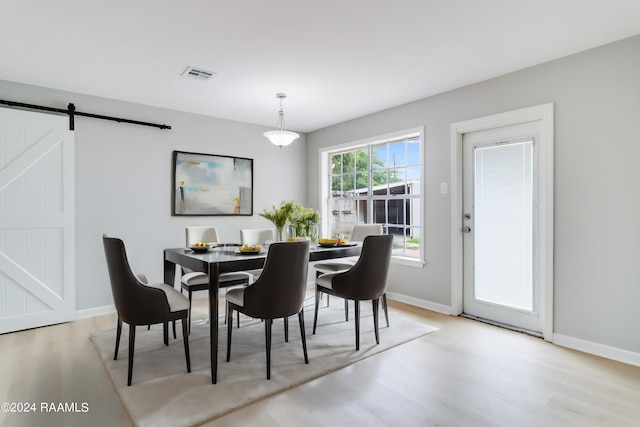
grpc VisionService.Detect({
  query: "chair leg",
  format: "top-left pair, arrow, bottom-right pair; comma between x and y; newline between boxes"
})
316,271 -> 329,307
188,290 -> 193,335
382,293 -> 389,327
163,322 -> 169,346
265,319 -> 272,380
226,303 -> 233,362
344,299 -> 349,321
225,293 -> 241,328
114,316 -> 122,360
298,310 -> 309,364
355,300 -> 360,351
127,324 -> 136,386
182,318 -> 191,373
284,316 -> 289,342
372,299 -> 380,345
313,287 -> 321,334
172,320 -> 177,339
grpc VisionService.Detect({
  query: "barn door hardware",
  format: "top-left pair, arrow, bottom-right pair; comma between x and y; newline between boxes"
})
0,99 -> 171,130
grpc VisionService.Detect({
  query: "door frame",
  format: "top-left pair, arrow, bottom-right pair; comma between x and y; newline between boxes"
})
450,103 -> 554,341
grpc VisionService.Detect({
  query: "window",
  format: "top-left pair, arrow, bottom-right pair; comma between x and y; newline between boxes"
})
320,128 -> 423,260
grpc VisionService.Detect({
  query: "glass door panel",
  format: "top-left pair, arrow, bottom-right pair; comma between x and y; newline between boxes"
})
474,140 -> 534,311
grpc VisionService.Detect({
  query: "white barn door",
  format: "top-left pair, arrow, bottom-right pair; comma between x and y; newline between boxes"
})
0,107 -> 75,333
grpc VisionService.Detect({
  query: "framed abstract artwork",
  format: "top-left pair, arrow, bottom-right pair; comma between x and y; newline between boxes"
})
172,150 -> 253,216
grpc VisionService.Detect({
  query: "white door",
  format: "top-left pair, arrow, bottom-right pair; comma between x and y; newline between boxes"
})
462,121 -> 542,334
0,107 -> 75,334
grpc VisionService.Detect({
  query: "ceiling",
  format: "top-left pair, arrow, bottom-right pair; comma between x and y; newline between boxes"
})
2,1 -> 640,133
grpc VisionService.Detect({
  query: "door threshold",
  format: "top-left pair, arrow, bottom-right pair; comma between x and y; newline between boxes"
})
461,313 -> 543,338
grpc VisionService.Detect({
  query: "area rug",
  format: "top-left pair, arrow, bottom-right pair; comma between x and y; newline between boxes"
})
90,298 -> 438,427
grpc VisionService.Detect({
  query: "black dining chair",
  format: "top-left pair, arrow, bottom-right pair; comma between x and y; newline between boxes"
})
103,235 -> 191,386
313,224 -> 389,326
313,234 -> 393,350
225,240 -> 310,379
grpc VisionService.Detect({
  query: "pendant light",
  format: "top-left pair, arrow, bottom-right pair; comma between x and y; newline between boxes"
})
264,93 -> 299,147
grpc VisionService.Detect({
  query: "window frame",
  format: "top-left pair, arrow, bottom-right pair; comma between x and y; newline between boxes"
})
319,127 -> 425,266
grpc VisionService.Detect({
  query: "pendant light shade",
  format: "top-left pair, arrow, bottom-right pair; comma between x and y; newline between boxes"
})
263,129 -> 299,147
264,93 -> 299,147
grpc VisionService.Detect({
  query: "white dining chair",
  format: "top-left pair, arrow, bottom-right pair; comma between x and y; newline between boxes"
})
240,228 -> 275,246
239,228 -> 275,280
182,226 -> 254,332
314,224 -> 383,273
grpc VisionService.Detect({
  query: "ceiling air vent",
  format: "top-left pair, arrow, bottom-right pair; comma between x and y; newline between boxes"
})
182,66 -> 217,81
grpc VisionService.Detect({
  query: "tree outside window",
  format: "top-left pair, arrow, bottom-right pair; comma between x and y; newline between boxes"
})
326,136 -> 422,259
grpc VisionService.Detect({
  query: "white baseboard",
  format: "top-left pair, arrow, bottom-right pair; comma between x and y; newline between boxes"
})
75,305 -> 115,319
385,292 -> 453,315
553,333 -> 640,368
384,293 -> 640,368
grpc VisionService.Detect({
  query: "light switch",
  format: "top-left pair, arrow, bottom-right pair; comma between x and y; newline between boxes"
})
440,182 -> 448,194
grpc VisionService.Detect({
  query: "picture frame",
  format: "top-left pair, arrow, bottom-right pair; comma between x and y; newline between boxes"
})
172,150 -> 253,216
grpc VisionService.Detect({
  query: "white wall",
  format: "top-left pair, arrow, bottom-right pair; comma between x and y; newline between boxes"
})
0,80 -> 307,310
307,35 -> 640,356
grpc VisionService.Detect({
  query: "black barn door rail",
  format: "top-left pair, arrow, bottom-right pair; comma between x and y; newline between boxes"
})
0,99 -> 171,130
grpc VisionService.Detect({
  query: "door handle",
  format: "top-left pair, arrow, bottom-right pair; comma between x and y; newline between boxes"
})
462,226 -> 471,233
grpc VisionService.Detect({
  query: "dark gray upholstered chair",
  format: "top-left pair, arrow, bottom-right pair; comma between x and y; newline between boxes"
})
103,235 -> 191,386
313,224 -> 389,327
226,240 -> 310,379
313,234 -> 393,350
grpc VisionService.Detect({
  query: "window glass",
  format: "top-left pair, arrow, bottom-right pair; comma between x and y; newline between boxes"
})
372,144 -> 387,169
325,135 -> 422,259
355,172 -> 368,191
355,148 -> 368,172
407,165 -> 420,182
388,141 -> 406,167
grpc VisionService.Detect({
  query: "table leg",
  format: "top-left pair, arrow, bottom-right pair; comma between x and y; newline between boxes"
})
209,263 -> 220,384
164,257 -> 176,286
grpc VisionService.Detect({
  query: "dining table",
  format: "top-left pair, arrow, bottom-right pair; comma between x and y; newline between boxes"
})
163,241 -> 362,384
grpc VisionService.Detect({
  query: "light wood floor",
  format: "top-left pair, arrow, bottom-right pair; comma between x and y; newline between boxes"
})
1,297 -> 639,427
